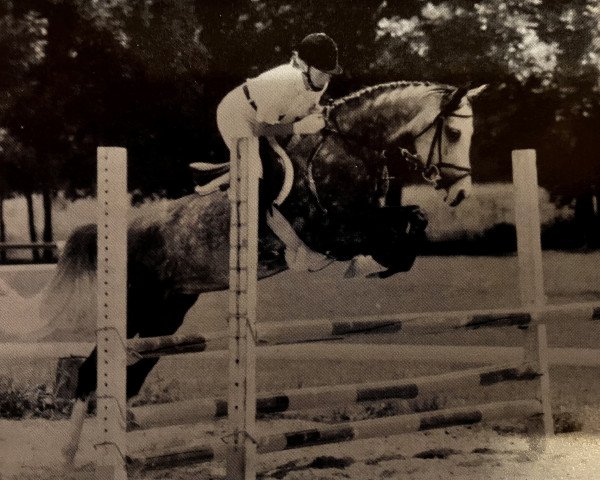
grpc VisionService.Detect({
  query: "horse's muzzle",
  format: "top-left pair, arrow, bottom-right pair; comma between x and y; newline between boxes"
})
443,175 -> 472,207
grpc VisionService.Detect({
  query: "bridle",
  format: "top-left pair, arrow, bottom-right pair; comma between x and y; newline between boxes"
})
403,86 -> 473,187
409,104 -> 473,187
305,87 -> 473,216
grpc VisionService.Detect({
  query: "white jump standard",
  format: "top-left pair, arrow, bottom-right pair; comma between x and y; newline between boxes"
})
95,147 -> 128,480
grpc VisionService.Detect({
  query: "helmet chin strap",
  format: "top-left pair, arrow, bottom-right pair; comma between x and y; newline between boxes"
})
304,66 -> 325,92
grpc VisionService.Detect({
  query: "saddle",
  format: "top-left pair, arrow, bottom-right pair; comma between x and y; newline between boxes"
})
189,161 -> 230,194
191,137 -> 292,205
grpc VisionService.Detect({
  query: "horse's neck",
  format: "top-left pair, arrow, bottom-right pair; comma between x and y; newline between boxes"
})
330,90 -> 439,148
331,105 -> 415,148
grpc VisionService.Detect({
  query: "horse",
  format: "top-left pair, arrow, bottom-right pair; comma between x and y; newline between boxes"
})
53,80 -> 486,462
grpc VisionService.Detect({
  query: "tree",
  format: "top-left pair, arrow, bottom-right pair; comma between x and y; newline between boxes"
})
0,130 -> 41,261
0,2 -> 47,260
2,0 -> 600,250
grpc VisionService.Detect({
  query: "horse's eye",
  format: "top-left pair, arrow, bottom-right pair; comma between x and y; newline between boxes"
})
445,125 -> 461,142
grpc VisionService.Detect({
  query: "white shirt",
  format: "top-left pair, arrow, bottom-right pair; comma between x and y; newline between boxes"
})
246,61 -> 327,125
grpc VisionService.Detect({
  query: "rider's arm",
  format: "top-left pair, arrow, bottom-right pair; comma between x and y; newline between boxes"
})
252,114 -> 325,137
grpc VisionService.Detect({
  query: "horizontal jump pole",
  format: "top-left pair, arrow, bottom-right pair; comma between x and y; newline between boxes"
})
127,332 -> 226,359
2,305 -> 597,361
124,309 -> 535,360
301,302 -> 600,330
5,343 -> 600,367
122,302 -> 600,359
257,399 -> 543,455
128,362 -> 540,430
115,311 -> 535,362
260,310 -> 532,343
130,399 -> 542,471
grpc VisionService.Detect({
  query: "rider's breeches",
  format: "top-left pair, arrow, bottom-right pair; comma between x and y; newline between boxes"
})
217,85 -> 263,178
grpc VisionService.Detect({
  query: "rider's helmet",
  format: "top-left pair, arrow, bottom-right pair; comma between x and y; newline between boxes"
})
297,33 -> 343,75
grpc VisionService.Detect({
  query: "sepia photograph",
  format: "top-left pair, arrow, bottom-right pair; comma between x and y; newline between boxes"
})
1,1 -> 600,479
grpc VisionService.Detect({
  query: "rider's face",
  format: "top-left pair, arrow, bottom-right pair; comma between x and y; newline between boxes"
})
308,67 -> 331,89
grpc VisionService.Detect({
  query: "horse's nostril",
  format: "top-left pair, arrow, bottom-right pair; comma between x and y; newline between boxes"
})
450,189 -> 466,207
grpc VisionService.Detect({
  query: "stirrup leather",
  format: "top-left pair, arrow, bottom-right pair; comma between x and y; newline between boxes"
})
266,137 -> 294,206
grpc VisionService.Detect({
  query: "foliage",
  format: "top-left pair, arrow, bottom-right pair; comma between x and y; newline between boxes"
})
0,0 -> 599,217
0,376 -> 59,419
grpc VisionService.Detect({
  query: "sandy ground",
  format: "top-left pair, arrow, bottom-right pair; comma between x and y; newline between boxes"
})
1,415 -> 600,479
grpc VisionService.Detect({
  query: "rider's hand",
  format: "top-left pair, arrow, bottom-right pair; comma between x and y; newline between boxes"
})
308,104 -> 324,114
293,114 -> 325,135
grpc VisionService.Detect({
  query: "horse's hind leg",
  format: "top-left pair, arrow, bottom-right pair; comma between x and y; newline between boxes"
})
72,290 -> 197,397
64,291 -> 198,464
126,291 -> 198,398
63,351 -> 162,464
63,350 -> 97,464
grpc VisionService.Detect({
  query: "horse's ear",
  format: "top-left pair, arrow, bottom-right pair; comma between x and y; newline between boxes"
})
442,87 -> 468,115
466,84 -> 488,101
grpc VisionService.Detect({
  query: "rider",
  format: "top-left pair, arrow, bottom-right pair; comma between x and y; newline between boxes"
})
203,32 -> 343,270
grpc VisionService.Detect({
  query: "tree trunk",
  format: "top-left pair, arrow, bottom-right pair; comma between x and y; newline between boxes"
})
0,190 -> 6,263
41,186 -> 54,262
591,187 -> 600,249
25,192 -> 40,262
574,192 -> 596,250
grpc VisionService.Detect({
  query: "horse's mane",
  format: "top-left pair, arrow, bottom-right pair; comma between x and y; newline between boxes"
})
324,81 -> 458,145
329,80 -> 454,113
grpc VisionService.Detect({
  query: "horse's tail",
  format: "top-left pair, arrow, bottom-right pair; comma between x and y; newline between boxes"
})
36,223 -> 98,341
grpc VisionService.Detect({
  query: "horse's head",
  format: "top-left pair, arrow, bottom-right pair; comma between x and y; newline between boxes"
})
327,82 -> 487,207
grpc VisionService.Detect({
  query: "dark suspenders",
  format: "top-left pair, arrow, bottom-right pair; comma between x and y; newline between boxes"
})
242,84 -> 257,110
